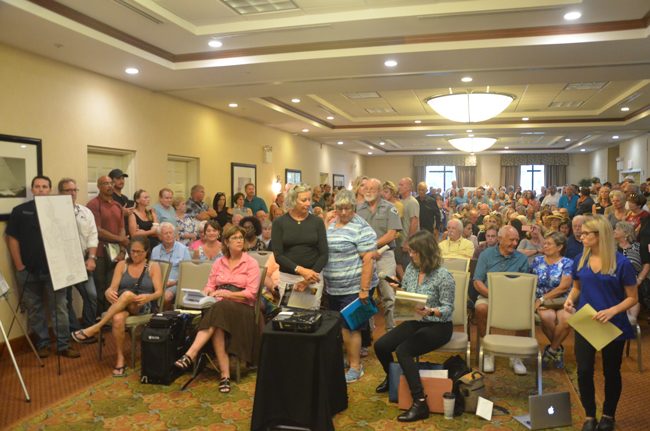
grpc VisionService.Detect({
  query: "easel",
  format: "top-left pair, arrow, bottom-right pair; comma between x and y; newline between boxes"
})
0,272 -> 44,402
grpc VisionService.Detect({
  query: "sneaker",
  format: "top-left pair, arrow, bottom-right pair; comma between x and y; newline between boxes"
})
510,357 -> 527,375
483,354 -> 495,373
542,345 -> 554,369
345,366 -> 364,383
59,348 -> 81,358
554,346 -> 565,369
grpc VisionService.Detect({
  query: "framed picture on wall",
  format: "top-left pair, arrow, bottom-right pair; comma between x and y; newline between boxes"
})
0,134 -> 42,221
333,174 -> 345,188
285,169 -> 302,185
231,162 -> 256,203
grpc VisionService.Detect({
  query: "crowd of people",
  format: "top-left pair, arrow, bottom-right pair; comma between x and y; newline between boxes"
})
5,170 -> 648,428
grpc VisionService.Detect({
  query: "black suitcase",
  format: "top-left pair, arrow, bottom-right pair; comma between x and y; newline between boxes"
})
140,311 -> 193,385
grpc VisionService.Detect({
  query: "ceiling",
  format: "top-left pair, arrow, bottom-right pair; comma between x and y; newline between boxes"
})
1,0 -> 649,156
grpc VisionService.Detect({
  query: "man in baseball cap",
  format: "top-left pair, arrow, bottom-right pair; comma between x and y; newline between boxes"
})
108,169 -> 134,218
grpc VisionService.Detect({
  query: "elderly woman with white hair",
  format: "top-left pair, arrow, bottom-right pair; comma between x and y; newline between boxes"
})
271,183 -> 328,309
150,221 -> 192,308
613,221 -> 648,326
324,189 -> 378,384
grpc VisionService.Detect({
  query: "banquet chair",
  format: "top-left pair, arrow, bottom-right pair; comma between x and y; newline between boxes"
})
442,257 -> 470,272
98,260 -> 171,368
479,272 -> 542,395
174,260 -> 214,310
625,311 -> 643,372
436,270 -> 471,367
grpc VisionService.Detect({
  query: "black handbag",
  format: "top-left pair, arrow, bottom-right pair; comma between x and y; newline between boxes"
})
217,284 -> 244,293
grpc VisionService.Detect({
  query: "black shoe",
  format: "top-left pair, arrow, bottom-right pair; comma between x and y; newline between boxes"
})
375,377 -> 389,393
397,396 -> 429,422
581,418 -> 598,431
596,416 -> 615,431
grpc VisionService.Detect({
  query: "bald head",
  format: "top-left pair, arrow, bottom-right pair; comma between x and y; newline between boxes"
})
498,225 -> 519,256
398,177 -> 414,198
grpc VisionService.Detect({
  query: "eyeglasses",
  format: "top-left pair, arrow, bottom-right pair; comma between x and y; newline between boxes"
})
229,236 -> 245,241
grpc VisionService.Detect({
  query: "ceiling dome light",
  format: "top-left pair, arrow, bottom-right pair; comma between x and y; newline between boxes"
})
565,138 -> 571,142
379,141 -> 385,146
337,141 -> 344,145
564,11 -> 582,21
125,67 -> 139,75
301,128 -> 309,133
291,98 -> 301,103
612,135 -> 620,139
580,148 -> 586,152
367,151 -> 373,155
448,137 -> 496,153
326,115 -> 334,120
436,147 -> 442,151
620,106 -> 630,112
504,146 -> 510,149
384,59 -> 398,67
414,120 -> 422,124
461,76 -> 473,83
228,103 -> 238,108
208,39 -> 223,48
426,92 -> 514,123
522,117 -> 529,121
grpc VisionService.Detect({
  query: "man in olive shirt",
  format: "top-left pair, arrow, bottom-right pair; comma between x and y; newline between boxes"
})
357,178 -> 402,330
396,177 -> 419,277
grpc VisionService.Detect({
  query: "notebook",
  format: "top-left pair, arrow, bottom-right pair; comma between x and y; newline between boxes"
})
513,392 -> 572,430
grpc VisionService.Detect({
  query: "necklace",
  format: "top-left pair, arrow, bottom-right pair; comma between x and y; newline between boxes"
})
290,211 -> 307,224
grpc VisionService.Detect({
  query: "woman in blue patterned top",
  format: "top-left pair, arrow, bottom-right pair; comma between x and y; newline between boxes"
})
374,230 -> 454,423
529,231 -> 573,369
323,189 -> 378,385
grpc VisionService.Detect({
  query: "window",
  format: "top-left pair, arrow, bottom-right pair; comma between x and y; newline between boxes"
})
425,165 -> 456,192
520,164 -> 545,194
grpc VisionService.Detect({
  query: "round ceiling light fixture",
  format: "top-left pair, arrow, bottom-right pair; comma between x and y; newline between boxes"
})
426,92 -> 514,123
448,137 -> 497,153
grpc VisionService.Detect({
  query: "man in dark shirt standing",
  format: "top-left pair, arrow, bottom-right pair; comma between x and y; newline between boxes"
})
5,176 -> 79,358
415,182 -> 440,234
565,215 -> 585,259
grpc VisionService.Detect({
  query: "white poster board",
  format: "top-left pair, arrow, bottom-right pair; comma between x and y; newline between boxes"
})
35,195 -> 87,291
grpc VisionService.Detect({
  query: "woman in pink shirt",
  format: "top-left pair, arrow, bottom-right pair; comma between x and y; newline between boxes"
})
174,225 -> 260,393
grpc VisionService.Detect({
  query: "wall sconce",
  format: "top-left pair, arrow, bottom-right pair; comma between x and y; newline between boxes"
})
271,175 -> 282,194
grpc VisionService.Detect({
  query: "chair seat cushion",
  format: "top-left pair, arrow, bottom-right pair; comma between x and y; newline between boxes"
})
482,334 -> 538,355
438,331 -> 468,351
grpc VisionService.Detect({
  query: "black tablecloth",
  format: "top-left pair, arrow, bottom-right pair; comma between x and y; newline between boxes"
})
251,310 -> 348,431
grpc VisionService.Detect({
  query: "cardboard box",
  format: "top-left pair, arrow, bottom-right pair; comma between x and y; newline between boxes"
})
397,375 -> 453,413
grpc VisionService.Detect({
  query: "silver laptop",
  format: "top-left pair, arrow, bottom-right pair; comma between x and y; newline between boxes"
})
513,392 -> 572,430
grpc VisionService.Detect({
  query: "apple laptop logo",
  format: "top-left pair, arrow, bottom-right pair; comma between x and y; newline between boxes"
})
547,406 -> 555,415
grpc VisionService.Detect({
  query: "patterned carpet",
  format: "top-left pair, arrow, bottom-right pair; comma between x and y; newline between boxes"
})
11,348 -> 584,431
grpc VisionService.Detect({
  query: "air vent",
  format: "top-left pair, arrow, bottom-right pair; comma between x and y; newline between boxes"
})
365,107 -> 395,114
113,0 -> 164,24
221,0 -> 298,15
548,101 -> 584,109
564,82 -> 608,91
344,92 -> 381,100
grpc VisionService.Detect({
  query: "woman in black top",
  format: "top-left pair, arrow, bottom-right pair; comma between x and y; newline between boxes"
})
272,184 -> 328,307
212,192 -> 232,228
128,189 -> 160,249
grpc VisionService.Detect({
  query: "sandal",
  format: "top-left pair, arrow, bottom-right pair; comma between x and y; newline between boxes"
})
112,366 -> 127,377
174,354 -> 194,370
219,377 -> 231,393
71,329 -> 94,344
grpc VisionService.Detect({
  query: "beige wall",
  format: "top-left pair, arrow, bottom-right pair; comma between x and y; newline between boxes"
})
476,155 -> 501,187
0,43 -> 363,341
618,134 -> 650,181
589,148 -> 609,183
363,156 -> 413,185
567,154 -> 591,185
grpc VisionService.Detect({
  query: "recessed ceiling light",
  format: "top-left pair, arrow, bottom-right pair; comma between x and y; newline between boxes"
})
326,115 -> 334,120
379,141 -> 385,146
337,141 -> 344,145
620,106 -> 630,112
522,117 -> 529,121
208,39 -> 223,48
466,129 -> 473,133
414,120 -> 422,124
20,144 -> 27,148
436,147 -> 442,150
384,59 -> 398,68
565,138 -> 571,142
468,134 -> 474,137
504,146 -> 510,149
367,151 -> 373,155
228,103 -> 238,108
125,67 -> 139,75
291,98 -> 301,103
302,128 -> 309,133
461,76 -> 473,83
368,145 -> 374,149
580,148 -> 586,152
612,135 -> 620,139
564,11 -> 582,21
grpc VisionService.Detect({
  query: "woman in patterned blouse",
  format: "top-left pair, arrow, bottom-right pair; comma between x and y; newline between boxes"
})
529,231 -> 573,369
613,221 -> 647,328
373,230 -> 454,423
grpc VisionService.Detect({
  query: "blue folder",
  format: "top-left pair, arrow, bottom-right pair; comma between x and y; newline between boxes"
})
340,298 -> 378,331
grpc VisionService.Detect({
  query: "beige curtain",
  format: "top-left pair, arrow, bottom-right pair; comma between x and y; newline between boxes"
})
544,165 -> 566,187
455,166 -> 477,188
413,165 -> 426,186
501,166 -> 520,188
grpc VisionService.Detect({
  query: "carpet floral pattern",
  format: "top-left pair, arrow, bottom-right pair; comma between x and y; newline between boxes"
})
12,349 -> 584,431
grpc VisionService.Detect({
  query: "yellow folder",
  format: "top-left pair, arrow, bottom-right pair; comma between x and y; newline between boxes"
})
568,303 -> 622,351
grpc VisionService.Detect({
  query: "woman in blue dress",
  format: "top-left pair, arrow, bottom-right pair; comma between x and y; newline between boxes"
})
565,215 -> 638,431
529,231 -> 573,368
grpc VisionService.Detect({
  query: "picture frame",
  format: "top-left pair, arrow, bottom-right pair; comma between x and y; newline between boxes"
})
333,174 -> 345,188
231,162 -> 257,204
0,134 -> 43,221
285,169 -> 302,185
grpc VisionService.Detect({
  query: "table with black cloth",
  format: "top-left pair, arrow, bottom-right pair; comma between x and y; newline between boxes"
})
251,310 -> 348,431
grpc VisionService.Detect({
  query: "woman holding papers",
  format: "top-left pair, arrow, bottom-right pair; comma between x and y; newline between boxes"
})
174,225 -> 260,394
565,215 -> 637,431
323,189 -> 378,384
374,230 -> 454,422
71,236 -> 163,377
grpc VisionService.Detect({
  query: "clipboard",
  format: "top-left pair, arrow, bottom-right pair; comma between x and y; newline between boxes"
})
568,303 -> 622,351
